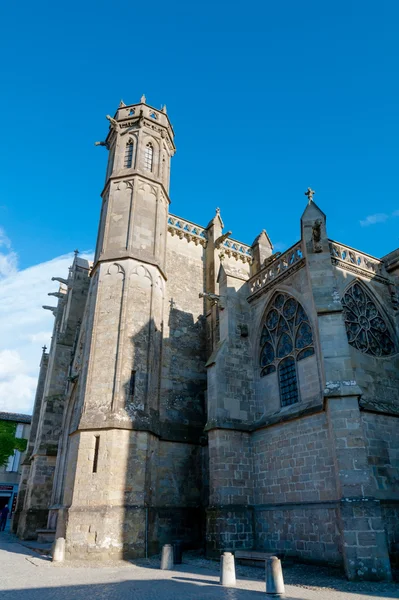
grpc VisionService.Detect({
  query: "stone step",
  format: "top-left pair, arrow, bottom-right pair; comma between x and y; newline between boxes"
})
36,529 -> 56,544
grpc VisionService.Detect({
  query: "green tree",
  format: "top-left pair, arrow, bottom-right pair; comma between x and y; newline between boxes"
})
0,421 -> 27,468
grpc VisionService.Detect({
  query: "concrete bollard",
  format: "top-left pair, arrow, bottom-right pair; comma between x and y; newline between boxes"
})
52,537 -> 65,562
160,544 -> 174,570
220,551 -> 236,586
265,556 -> 285,596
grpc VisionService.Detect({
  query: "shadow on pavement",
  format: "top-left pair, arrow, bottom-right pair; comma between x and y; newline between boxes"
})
1,580 -> 275,599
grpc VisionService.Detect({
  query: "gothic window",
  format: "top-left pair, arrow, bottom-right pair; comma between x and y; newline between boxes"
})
259,292 -> 315,407
342,282 -> 396,356
124,140 -> 134,168
144,142 -> 153,171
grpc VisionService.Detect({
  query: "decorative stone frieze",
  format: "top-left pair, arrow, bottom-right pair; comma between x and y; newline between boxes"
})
248,242 -> 304,300
329,240 -> 389,283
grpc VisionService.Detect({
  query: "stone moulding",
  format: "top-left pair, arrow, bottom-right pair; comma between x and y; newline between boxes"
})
329,239 -> 390,284
167,214 -> 207,247
247,241 -> 305,302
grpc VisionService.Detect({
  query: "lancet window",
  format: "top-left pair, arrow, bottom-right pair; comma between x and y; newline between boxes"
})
259,293 -> 315,407
144,142 -> 153,171
124,139 -> 134,168
341,282 -> 396,356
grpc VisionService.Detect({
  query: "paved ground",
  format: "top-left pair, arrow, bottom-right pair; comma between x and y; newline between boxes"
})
0,531 -> 398,600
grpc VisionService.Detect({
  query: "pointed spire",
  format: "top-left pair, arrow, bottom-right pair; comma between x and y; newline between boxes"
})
251,229 -> 273,273
161,104 -> 167,114
119,100 -> 126,107
252,229 -> 273,250
140,94 -> 146,104
215,207 -> 224,229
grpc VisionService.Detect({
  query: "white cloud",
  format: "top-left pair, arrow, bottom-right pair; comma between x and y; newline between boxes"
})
359,213 -> 389,227
360,210 -> 399,227
0,231 -> 93,414
0,226 -> 18,279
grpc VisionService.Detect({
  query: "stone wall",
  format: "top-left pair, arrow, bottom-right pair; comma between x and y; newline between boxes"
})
362,411 -> 399,566
381,502 -> 399,567
255,505 -> 342,564
252,413 -> 336,505
208,430 -> 253,506
161,235 -> 207,431
361,412 -> 399,495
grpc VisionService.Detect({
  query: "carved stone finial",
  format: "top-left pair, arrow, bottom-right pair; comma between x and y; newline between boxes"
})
42,345 -> 47,353
305,187 -> 315,203
119,99 -> 126,107
216,207 -> 220,215
161,104 -> 167,113
74,249 -> 79,257
140,94 -> 146,103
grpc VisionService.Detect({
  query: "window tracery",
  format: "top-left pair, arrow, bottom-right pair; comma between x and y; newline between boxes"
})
342,282 -> 396,357
259,292 -> 315,407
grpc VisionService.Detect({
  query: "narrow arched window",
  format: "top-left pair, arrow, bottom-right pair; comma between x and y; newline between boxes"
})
259,292 -> 315,407
124,140 -> 134,168
144,142 -> 153,171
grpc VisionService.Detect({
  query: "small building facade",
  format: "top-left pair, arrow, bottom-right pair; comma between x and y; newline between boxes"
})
0,412 -> 31,524
18,98 -> 399,580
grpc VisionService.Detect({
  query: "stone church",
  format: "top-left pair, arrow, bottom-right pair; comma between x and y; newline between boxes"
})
13,97 -> 399,581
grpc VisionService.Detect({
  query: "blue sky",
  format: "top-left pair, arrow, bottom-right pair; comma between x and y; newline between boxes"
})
1,0 -> 399,267
0,1 -> 398,412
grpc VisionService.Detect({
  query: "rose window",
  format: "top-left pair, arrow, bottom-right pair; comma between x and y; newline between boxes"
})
342,283 -> 396,356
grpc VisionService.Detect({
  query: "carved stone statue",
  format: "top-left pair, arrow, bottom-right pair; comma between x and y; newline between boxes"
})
312,219 -> 323,253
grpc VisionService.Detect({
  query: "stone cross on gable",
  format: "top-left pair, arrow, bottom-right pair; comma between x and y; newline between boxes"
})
305,187 -> 315,203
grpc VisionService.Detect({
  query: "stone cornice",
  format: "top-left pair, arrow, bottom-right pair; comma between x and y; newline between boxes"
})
100,172 -> 171,204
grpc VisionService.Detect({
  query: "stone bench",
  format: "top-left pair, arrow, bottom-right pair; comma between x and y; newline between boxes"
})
36,529 -> 56,544
235,550 -> 278,567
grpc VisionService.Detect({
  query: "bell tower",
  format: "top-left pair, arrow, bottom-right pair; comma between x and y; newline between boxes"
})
58,97 -> 176,560
95,95 -> 175,272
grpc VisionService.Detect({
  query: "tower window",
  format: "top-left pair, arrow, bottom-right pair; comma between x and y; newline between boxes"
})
144,142 -> 153,171
124,140 -> 134,168
129,370 -> 136,397
93,436 -> 100,473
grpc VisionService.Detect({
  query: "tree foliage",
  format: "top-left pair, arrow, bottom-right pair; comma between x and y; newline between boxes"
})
0,421 -> 27,468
